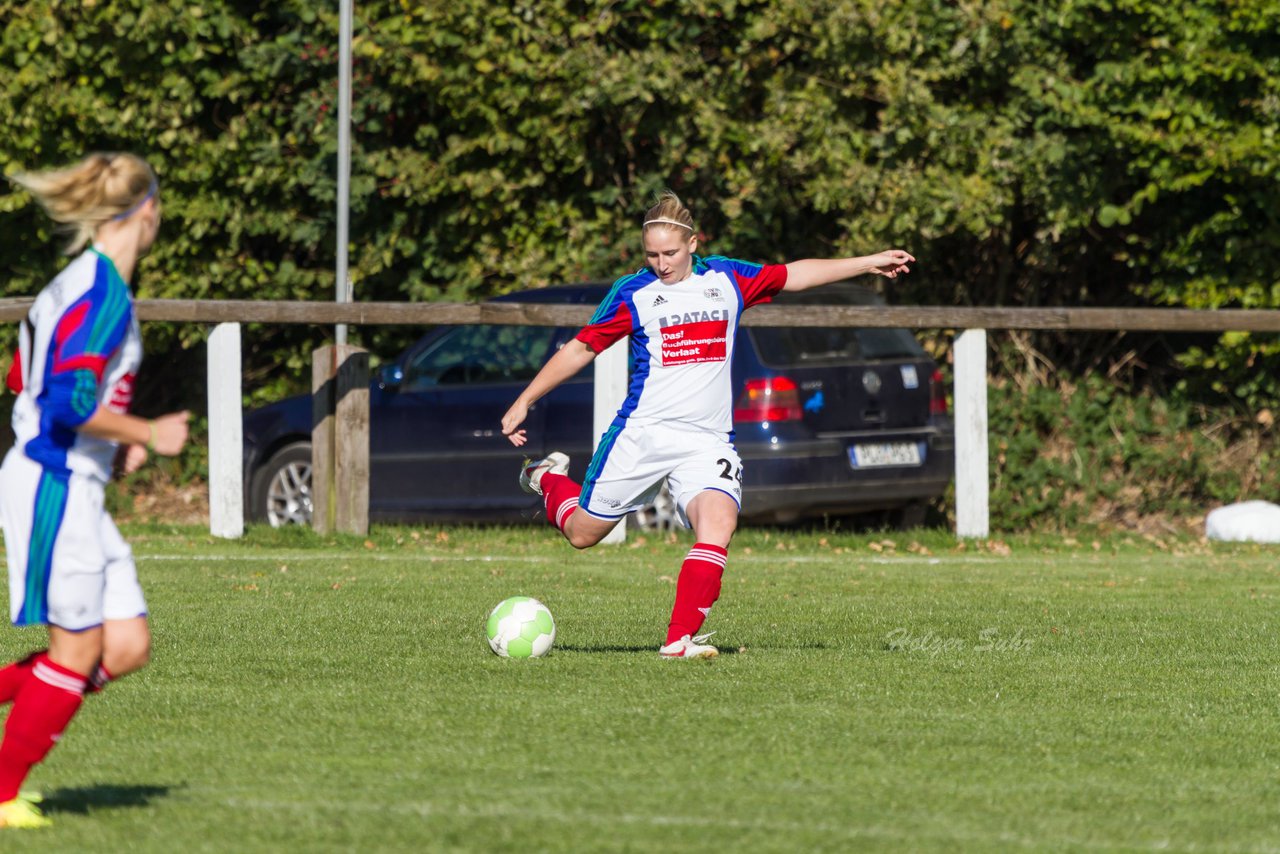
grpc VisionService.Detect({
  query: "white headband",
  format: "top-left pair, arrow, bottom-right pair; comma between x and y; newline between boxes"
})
643,218 -> 693,230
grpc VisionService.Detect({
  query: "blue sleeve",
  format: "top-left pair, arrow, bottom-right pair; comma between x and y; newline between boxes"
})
39,286 -> 132,430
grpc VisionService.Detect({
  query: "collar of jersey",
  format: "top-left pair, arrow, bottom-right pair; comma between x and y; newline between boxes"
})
88,245 -> 127,288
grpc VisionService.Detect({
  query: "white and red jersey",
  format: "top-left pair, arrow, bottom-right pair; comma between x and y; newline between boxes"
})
9,248 -> 142,483
576,255 -> 787,436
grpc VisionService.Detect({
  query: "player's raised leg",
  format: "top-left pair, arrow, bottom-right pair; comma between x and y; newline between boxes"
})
519,453 -> 619,549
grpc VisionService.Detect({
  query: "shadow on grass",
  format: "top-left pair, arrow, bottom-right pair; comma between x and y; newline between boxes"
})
559,640 -> 836,654
43,783 -> 175,815
557,643 -> 743,655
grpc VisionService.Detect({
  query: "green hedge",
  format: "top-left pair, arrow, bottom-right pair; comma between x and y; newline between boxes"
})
2,0 -> 1277,408
986,371 -> 1279,531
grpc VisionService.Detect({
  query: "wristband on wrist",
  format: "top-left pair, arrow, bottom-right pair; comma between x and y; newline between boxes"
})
146,420 -> 157,452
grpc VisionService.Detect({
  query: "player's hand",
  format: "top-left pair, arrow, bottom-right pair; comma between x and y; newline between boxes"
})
119,443 -> 148,474
149,411 -> 190,456
868,249 -> 915,279
501,400 -> 529,447
113,442 -> 147,477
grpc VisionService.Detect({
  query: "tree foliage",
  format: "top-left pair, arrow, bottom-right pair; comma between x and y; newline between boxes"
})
0,0 -> 1277,407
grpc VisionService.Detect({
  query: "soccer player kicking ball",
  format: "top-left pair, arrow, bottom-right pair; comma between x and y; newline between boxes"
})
0,154 -> 189,828
501,191 -> 913,659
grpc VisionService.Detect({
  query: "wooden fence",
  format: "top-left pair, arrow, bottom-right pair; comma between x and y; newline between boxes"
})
13,298 -> 1280,330
5,297 -> 1280,540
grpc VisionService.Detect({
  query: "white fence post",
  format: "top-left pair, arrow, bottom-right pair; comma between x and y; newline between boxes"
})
207,322 -> 244,538
593,339 -> 628,544
954,329 -> 990,539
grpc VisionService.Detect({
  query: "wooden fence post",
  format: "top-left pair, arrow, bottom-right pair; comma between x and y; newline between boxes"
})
594,339 -> 628,544
954,329 -> 990,539
207,322 -> 243,538
312,344 -> 369,535
311,350 -> 334,536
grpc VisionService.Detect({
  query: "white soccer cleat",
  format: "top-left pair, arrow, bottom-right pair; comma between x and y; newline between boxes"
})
519,452 -> 570,496
659,632 -> 719,659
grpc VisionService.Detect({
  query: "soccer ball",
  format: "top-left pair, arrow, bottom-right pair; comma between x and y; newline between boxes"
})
486,597 -> 556,658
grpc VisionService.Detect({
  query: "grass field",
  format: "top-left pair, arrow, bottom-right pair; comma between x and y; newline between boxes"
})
1,523 -> 1278,852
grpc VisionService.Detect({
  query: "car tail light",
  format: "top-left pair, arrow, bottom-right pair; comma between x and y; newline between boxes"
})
929,368 -> 948,416
734,376 -> 803,422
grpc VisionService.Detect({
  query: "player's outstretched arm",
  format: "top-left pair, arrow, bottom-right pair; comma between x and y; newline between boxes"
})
501,339 -> 598,447
81,408 -> 191,456
783,250 -> 914,292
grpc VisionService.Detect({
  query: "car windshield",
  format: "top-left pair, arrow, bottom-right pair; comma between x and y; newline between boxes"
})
749,282 -> 924,364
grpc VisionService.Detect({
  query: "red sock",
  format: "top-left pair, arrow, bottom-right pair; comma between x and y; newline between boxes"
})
0,655 -> 87,801
666,543 -> 728,644
541,473 -> 581,534
87,663 -> 114,694
0,651 -> 44,705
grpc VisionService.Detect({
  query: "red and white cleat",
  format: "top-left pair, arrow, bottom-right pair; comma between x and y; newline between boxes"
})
518,452 -> 570,496
659,632 -> 718,659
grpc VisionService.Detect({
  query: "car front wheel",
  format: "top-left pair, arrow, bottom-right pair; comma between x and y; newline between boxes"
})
252,443 -> 314,528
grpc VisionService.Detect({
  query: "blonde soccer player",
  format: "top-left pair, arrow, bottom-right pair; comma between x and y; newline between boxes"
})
501,191 -> 913,658
0,153 -> 189,829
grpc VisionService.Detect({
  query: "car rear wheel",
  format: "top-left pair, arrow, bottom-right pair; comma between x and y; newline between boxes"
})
630,482 -> 680,533
253,443 -> 313,528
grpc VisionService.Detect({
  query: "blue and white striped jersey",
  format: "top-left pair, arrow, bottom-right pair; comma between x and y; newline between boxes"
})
576,255 -> 787,436
9,248 -> 143,482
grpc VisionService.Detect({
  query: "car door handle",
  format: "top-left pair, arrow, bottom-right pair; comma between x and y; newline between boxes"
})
473,429 -> 496,438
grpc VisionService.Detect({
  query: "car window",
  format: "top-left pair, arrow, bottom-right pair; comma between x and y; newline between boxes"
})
749,326 -> 923,365
751,281 -> 925,364
402,324 -> 556,390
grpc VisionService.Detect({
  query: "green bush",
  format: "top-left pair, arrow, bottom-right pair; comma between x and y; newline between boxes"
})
2,0 -> 1277,410
986,371 -> 1279,531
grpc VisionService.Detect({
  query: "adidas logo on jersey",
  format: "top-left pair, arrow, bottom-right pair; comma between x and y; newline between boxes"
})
652,295 -> 667,307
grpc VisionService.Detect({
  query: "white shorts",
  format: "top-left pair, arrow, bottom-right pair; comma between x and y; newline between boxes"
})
580,420 -> 743,527
0,451 -> 147,631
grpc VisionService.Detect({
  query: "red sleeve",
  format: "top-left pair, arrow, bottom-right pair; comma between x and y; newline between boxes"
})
5,351 -> 21,394
735,262 -> 788,308
575,301 -> 634,353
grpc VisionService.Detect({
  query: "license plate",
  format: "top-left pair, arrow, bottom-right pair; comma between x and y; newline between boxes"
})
849,441 -> 924,468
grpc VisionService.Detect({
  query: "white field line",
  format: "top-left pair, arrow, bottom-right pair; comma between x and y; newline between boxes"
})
214,796 -> 1143,851
131,552 -> 1013,566
137,553 -> 551,563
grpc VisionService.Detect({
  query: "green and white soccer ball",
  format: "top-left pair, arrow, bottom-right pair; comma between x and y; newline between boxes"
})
486,596 -> 556,658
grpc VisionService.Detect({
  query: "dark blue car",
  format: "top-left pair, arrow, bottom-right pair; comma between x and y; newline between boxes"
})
242,283 -> 954,528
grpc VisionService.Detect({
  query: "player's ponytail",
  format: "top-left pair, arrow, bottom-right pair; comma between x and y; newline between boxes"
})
11,153 -> 158,254
642,190 -> 695,235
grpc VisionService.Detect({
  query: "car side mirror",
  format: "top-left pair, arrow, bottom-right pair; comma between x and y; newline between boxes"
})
377,363 -> 404,391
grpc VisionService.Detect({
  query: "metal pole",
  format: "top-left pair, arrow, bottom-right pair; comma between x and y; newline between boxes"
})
335,0 -> 353,345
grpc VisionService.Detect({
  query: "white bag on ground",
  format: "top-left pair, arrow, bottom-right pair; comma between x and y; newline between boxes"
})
1205,501 -> 1280,543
